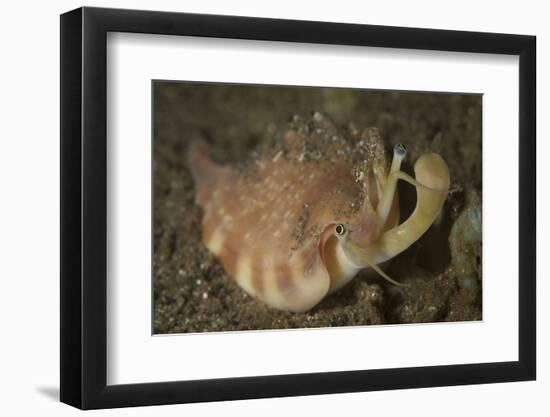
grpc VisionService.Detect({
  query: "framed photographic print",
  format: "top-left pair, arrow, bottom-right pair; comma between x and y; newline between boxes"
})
60,6 -> 536,409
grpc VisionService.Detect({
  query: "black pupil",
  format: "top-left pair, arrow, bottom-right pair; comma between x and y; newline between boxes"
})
336,225 -> 344,235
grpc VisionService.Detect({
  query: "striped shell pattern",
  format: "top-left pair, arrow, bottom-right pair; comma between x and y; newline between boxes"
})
188,117 -> 449,312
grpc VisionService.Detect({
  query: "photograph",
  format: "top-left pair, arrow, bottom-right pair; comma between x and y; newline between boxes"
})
152,82 -> 482,334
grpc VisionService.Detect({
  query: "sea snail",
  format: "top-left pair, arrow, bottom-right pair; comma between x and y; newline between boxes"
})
188,128 -> 450,312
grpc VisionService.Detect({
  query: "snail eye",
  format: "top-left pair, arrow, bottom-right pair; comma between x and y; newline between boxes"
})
394,143 -> 407,157
335,224 -> 346,236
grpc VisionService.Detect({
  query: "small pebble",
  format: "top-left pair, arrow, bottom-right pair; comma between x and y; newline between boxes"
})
460,275 -> 478,289
313,112 -> 324,122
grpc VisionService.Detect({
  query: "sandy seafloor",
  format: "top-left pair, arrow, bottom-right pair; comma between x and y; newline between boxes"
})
153,82 -> 482,334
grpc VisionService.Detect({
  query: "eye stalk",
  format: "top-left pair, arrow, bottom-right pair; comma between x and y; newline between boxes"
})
334,223 -> 347,237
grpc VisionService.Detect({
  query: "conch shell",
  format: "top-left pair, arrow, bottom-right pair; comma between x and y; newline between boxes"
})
189,119 -> 449,312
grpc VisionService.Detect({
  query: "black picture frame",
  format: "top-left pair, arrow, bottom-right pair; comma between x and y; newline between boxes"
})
60,6 -> 536,410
